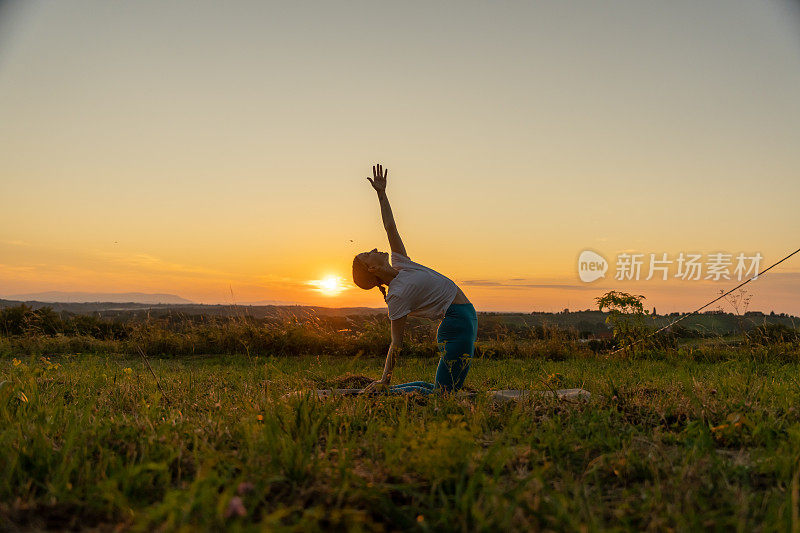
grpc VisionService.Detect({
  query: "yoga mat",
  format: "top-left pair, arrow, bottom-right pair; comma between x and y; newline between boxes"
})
283,388 -> 591,401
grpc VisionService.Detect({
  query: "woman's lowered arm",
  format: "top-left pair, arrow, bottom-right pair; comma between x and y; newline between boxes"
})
380,316 -> 407,384
367,163 -> 407,257
361,315 -> 406,394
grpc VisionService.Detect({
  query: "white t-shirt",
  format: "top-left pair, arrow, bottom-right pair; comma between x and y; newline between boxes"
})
385,252 -> 459,320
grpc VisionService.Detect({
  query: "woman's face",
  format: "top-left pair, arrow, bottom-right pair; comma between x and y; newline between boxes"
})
357,248 -> 389,271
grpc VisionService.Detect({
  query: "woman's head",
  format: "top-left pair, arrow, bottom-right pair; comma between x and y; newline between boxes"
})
352,248 -> 391,296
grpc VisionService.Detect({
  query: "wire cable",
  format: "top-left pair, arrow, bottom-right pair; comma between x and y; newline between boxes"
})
608,246 -> 800,355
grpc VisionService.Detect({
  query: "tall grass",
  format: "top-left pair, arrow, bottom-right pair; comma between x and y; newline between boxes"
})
3,304 -> 797,364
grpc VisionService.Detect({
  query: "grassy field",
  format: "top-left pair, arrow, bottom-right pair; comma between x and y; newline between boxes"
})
2,348 -> 800,531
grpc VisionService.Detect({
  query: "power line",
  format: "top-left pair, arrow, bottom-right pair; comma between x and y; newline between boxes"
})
609,246 -> 800,355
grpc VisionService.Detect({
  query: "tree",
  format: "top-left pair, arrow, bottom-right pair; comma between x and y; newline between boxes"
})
595,291 -> 652,352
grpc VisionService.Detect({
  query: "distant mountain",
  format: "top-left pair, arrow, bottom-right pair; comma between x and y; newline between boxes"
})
240,299 -> 304,306
0,298 -> 387,318
6,291 -> 194,305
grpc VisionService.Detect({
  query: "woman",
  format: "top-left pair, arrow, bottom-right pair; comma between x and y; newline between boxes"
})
353,163 -> 477,395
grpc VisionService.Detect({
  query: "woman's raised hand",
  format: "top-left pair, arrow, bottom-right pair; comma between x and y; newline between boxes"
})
367,163 -> 388,192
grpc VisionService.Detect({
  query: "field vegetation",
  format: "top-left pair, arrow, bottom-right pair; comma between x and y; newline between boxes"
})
1,300 -> 800,531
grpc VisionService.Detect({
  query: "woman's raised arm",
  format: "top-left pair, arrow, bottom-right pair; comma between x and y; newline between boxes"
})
367,163 -> 407,257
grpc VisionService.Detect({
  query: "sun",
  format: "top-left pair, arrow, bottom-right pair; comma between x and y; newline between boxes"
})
309,275 -> 346,296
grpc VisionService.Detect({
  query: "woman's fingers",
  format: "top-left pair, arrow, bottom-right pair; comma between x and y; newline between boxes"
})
370,163 -> 387,184
360,380 -> 387,394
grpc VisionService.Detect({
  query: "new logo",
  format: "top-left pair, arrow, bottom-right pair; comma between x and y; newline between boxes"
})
578,250 -> 608,283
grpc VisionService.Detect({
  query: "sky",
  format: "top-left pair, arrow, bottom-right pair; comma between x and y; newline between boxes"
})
1,0 -> 799,314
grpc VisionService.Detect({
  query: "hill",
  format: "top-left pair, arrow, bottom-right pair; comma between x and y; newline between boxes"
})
6,291 -> 193,305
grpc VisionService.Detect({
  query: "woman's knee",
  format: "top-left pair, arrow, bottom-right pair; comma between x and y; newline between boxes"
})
434,356 -> 471,389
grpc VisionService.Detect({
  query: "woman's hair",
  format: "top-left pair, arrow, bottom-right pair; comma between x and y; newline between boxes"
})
352,255 -> 387,298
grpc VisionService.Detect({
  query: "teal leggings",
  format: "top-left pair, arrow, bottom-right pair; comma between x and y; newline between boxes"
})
389,303 -> 478,395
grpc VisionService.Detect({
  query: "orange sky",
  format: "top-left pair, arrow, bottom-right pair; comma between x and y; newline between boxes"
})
1,1 -> 799,314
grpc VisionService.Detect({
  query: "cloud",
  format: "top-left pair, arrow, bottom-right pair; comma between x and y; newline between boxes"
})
92,250 -> 227,278
0,263 -> 37,275
459,278 -> 593,290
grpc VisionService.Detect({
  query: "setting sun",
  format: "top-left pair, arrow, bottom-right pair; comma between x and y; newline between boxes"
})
308,276 -> 346,296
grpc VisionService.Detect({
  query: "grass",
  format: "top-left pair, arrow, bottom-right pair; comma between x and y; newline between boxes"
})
2,349 -> 800,531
